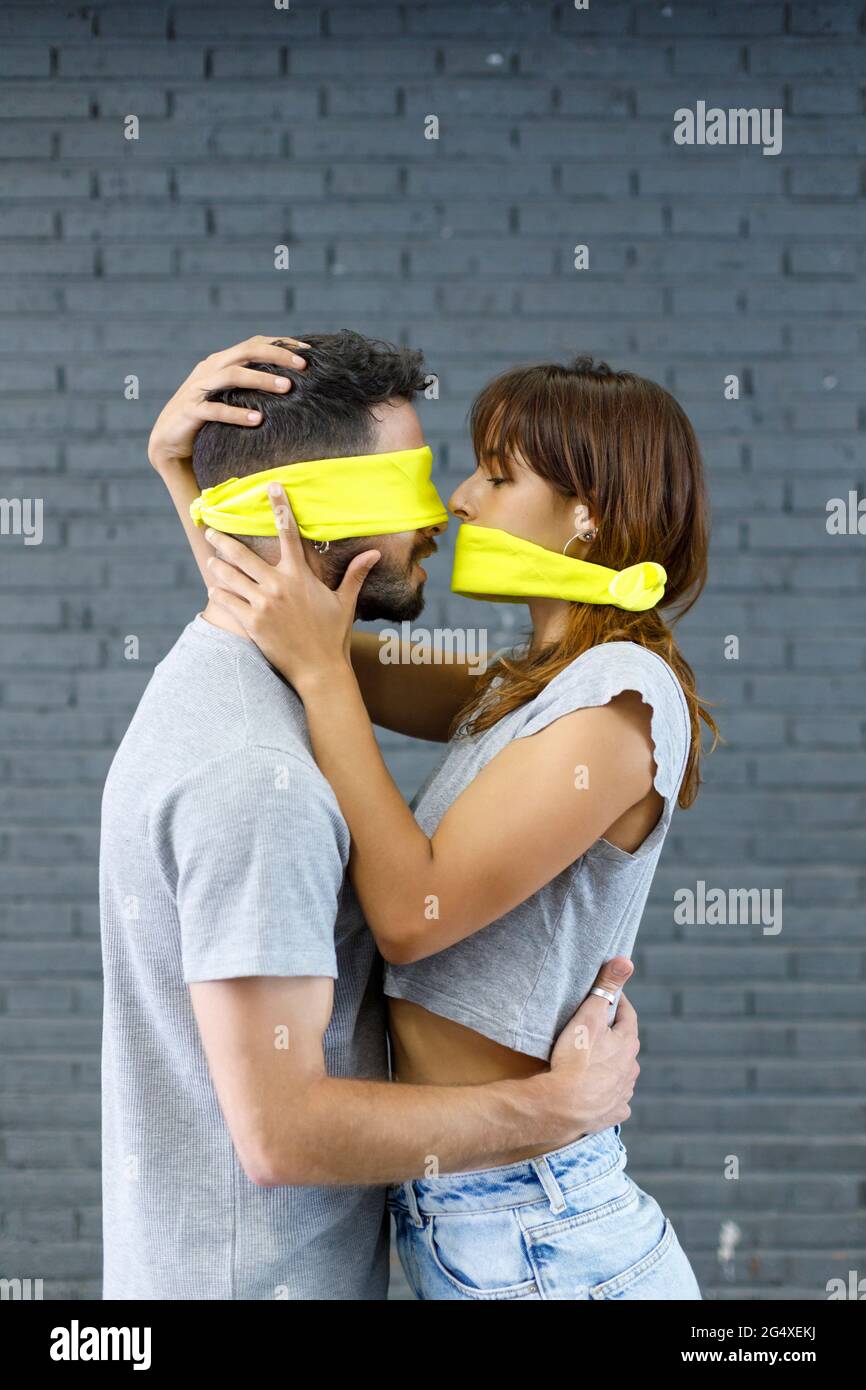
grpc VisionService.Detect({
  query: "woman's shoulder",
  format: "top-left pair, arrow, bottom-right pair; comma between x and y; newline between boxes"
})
516,641 -> 691,799
534,639 -> 680,696
560,639 -> 685,697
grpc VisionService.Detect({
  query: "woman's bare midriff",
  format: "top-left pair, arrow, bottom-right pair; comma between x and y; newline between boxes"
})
387,996 -> 560,1166
388,997 -> 549,1085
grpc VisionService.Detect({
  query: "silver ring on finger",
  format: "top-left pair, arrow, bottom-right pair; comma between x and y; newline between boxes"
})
589,986 -> 617,1005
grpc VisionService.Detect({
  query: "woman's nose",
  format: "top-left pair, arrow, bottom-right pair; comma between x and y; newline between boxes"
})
448,484 -> 472,521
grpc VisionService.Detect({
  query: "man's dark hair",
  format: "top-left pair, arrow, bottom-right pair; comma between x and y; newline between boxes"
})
192,330 -> 427,490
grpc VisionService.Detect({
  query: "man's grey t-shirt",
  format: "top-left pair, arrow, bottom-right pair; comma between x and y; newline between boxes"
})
99,615 -> 389,1300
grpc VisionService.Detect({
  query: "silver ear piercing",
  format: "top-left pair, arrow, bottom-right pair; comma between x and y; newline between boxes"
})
562,529 -> 597,556
312,540 -> 330,553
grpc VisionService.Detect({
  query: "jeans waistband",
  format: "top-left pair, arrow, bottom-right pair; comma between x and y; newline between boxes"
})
387,1124 -> 624,1221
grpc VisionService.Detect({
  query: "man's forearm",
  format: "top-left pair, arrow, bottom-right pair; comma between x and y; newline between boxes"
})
263,1071 -> 578,1187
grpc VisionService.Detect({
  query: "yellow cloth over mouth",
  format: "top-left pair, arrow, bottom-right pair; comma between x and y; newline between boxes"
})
190,444 -> 448,542
450,524 -> 667,612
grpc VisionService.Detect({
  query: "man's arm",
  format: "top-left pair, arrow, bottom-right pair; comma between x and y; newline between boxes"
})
349,631 -> 480,743
189,958 -> 638,1187
165,750 -> 636,1187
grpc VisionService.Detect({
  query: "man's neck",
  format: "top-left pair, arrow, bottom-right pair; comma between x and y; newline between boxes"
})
199,599 -> 255,644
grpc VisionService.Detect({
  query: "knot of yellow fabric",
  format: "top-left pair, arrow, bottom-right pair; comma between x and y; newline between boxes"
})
607,560 -> 667,611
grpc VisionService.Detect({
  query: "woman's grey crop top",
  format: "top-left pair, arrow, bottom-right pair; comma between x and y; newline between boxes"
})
383,641 -> 691,1060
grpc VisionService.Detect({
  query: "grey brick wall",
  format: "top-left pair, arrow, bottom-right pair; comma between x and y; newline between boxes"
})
0,0 -> 864,1302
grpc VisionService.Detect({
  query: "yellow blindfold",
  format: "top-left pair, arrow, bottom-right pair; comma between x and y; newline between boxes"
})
451,524 -> 667,612
190,445 -> 448,542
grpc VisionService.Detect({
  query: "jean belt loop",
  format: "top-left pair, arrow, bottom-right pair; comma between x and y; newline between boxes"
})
402,1180 -> 424,1229
530,1154 -> 567,1215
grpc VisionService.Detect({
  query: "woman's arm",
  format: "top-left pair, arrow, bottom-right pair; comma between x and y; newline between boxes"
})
204,500 -> 658,966
349,631 -> 480,743
293,666 -> 654,963
147,334 -> 311,587
157,460 -> 214,587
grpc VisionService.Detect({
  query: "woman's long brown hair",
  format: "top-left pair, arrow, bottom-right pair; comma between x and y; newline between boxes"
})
450,356 -> 719,809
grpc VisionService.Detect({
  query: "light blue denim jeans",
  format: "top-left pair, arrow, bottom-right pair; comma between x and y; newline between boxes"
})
387,1125 -> 702,1301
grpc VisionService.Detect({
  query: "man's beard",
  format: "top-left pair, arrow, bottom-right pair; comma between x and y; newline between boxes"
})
321,537 -> 428,622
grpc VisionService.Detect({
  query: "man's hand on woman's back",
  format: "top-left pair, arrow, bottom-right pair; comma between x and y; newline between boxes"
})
542,956 -> 640,1144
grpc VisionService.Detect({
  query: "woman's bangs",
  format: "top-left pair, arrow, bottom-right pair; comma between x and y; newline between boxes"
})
470,384 -> 532,480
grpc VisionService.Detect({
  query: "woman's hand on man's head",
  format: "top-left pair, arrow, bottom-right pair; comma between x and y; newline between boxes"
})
147,334 -> 310,475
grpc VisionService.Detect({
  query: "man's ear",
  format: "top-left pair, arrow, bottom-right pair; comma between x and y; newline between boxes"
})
302,536 -> 334,584
236,535 -> 281,565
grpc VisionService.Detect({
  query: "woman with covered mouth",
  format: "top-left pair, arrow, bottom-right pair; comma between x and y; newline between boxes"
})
161,346 -> 717,1301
